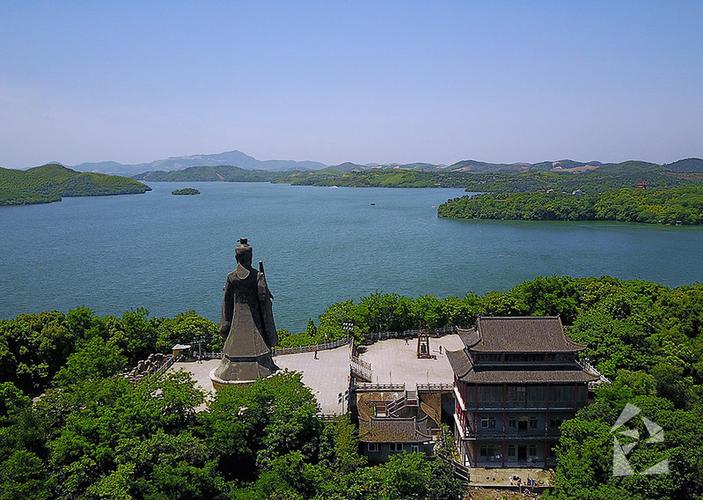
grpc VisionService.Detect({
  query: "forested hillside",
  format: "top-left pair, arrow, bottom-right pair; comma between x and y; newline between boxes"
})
0,164 -> 150,206
134,165 -> 282,182
2,276 -> 702,498
437,186 -> 703,225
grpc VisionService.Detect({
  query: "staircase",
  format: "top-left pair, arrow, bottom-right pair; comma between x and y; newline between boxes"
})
385,395 -> 406,416
437,453 -> 470,483
385,389 -> 419,417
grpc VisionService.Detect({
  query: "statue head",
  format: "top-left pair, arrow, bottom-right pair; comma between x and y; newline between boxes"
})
235,238 -> 253,267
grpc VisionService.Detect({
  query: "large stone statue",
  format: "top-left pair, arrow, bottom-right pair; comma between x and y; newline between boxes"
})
210,238 -> 278,388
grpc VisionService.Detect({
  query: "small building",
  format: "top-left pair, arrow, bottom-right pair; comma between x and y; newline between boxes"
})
172,344 -> 192,359
447,316 -> 598,468
359,416 -> 435,463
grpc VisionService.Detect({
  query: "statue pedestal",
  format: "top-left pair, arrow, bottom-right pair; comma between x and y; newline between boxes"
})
209,368 -> 256,390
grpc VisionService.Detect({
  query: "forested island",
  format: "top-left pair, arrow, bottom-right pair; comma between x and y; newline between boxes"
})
278,162 -> 698,191
172,187 -> 200,195
131,158 -> 703,192
438,186 -> 703,225
1,275 -> 702,498
0,164 -> 151,206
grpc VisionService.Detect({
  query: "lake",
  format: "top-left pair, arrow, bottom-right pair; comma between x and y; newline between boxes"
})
2,182 -> 703,331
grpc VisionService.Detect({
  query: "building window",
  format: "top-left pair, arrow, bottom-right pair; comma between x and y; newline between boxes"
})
368,443 -> 380,453
529,416 -> 538,429
480,445 -> 496,458
390,443 -> 404,453
479,385 -> 502,402
550,417 -> 564,429
508,445 -> 516,457
480,416 -> 496,429
528,445 -> 537,458
518,417 -> 528,431
411,445 -> 419,453
508,417 -> 516,429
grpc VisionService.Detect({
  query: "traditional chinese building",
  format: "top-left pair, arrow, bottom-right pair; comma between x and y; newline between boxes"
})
358,412 -> 435,464
447,316 -> 599,468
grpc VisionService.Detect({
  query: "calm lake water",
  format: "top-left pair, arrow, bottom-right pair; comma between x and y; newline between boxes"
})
2,182 -> 703,331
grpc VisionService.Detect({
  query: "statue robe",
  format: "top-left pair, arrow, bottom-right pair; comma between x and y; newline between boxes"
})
214,264 -> 278,382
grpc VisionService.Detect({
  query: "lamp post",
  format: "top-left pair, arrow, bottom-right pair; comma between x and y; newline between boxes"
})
342,321 -> 354,338
193,335 -> 207,363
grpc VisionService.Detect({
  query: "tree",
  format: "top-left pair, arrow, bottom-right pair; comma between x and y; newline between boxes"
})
155,311 -> 220,353
0,450 -> 49,500
52,336 -> 127,387
199,371 -> 321,481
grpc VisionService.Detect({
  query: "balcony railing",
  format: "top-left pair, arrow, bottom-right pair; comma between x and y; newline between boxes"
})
464,428 -> 562,439
463,400 -> 586,410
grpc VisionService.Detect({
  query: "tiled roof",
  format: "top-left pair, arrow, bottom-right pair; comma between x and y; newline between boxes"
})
456,327 -> 480,348
471,316 -> 585,353
459,369 -> 599,384
358,417 -> 432,443
446,348 -> 473,378
447,337 -> 597,385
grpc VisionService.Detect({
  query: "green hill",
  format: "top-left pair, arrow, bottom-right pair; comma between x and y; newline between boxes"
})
664,157 -> 703,173
438,185 -> 703,225
134,165 -> 280,182
0,164 -> 151,206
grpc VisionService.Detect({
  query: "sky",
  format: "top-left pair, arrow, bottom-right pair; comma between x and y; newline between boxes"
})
1,0 -> 702,168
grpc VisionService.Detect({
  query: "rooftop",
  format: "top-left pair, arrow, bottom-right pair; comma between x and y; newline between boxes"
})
358,416 -> 432,443
447,348 -> 599,384
468,316 -> 585,353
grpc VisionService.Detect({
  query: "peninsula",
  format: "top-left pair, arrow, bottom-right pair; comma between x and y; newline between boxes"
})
0,164 -> 151,206
438,185 -> 703,225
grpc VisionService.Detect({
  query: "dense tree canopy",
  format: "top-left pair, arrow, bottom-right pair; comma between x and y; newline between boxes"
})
0,307 -> 224,395
0,164 -> 150,206
437,186 -> 703,225
3,275 -> 703,497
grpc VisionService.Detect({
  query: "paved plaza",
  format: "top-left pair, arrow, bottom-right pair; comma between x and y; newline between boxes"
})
168,334 -> 463,414
168,343 -> 352,415
358,334 -> 464,386
275,344 -> 352,414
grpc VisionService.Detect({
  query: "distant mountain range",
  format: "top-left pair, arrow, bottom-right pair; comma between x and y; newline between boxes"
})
71,150 -> 703,177
73,150 -> 327,176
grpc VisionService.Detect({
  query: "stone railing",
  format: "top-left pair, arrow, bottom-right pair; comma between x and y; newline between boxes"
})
353,382 -> 406,392
153,355 -> 177,378
316,413 -> 339,421
272,337 -> 350,356
436,452 -> 470,483
363,325 -> 455,343
201,352 -> 222,360
416,382 -> 454,392
577,359 -> 610,390
124,353 -> 173,383
350,355 -> 373,381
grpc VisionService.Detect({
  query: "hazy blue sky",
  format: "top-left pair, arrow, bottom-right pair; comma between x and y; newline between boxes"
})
1,1 -> 702,168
